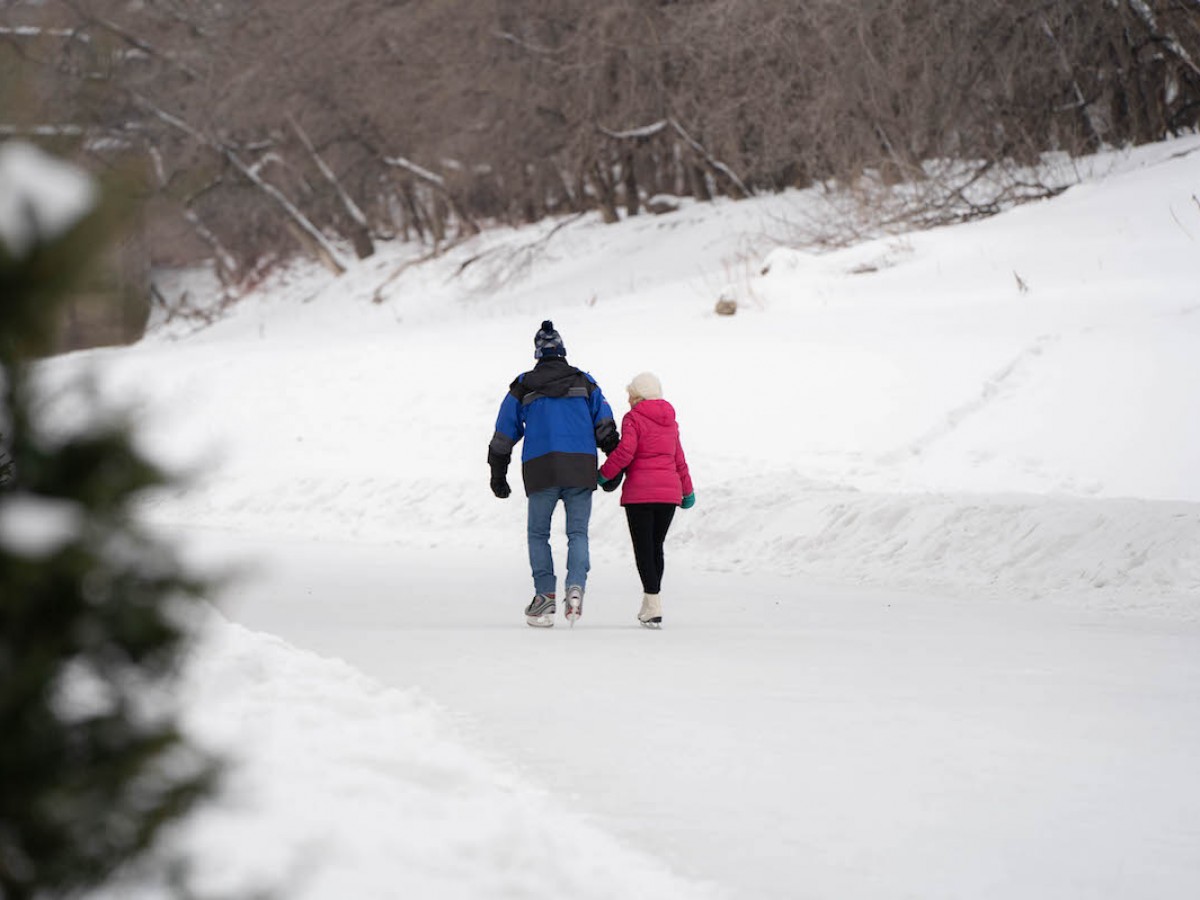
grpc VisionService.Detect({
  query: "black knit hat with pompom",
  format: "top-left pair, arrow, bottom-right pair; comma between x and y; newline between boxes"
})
533,320 -> 566,358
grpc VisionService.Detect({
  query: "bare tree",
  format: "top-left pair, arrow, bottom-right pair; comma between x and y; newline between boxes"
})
5,0 -> 1198,310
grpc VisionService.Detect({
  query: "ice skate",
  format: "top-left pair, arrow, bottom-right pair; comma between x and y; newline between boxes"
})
564,584 -> 584,626
637,592 -> 662,629
525,593 -> 556,628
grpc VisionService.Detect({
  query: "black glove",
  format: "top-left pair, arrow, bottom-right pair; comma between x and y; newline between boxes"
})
487,448 -> 512,499
599,469 -> 623,492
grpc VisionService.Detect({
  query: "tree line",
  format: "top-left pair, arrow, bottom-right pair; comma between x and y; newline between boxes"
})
3,0 -> 1198,285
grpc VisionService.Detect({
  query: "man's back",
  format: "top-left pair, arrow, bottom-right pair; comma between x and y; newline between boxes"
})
493,355 -> 616,494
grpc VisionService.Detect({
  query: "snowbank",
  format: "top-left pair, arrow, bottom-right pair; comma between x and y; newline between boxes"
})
102,613 -> 716,900
684,476 -> 1200,618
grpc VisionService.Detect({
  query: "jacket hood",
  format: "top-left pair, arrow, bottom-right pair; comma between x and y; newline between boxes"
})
630,398 -> 676,427
516,357 -> 581,399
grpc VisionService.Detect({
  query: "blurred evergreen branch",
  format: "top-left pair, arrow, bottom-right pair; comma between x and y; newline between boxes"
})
0,157 -> 220,899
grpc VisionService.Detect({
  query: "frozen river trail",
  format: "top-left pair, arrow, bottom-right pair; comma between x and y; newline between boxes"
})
205,531 -> 1200,900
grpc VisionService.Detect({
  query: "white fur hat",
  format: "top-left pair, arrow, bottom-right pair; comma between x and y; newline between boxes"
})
627,371 -> 663,401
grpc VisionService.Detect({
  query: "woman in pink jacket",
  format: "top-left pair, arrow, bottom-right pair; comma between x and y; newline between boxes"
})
598,372 -> 695,627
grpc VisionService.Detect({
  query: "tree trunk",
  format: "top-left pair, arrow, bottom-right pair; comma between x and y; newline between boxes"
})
400,180 -> 426,243
622,150 -> 640,216
688,162 -> 712,202
283,220 -> 345,275
589,161 -> 620,223
430,193 -> 447,244
573,167 -> 589,214
1040,16 -> 1104,152
521,163 -> 539,224
550,164 -> 578,213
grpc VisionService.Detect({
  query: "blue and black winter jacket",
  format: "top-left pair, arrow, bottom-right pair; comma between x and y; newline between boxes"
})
488,357 -> 618,496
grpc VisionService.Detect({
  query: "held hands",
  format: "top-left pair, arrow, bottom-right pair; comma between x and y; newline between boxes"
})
598,469 -> 623,492
681,492 -> 695,509
490,476 -> 511,499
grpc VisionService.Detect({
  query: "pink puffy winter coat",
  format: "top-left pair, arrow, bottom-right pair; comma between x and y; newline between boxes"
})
599,399 -> 694,506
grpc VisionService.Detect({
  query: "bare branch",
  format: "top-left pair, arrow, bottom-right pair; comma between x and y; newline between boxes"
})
383,155 -> 446,188
1126,0 -> 1200,79
134,95 -> 347,275
289,114 -> 370,229
0,27 -> 90,42
289,113 -> 374,257
61,0 -> 200,81
0,124 -> 88,137
669,118 -> 750,199
598,121 -> 669,141
494,30 -> 559,57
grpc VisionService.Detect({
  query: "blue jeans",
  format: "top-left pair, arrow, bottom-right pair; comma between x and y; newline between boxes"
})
527,487 -> 592,596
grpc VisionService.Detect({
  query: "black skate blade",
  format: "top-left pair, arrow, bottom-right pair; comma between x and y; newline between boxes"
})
638,617 -> 662,629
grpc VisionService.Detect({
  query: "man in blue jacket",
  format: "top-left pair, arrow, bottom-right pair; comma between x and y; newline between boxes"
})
488,321 -> 619,627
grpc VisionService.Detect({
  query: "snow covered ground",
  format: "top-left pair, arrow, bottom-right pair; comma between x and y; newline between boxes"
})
31,135 -> 1200,898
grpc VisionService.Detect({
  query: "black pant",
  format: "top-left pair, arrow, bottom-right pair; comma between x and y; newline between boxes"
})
624,503 -> 676,594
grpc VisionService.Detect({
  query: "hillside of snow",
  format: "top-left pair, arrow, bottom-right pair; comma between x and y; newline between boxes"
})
33,135 -> 1200,899
67,134 -> 1200,616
